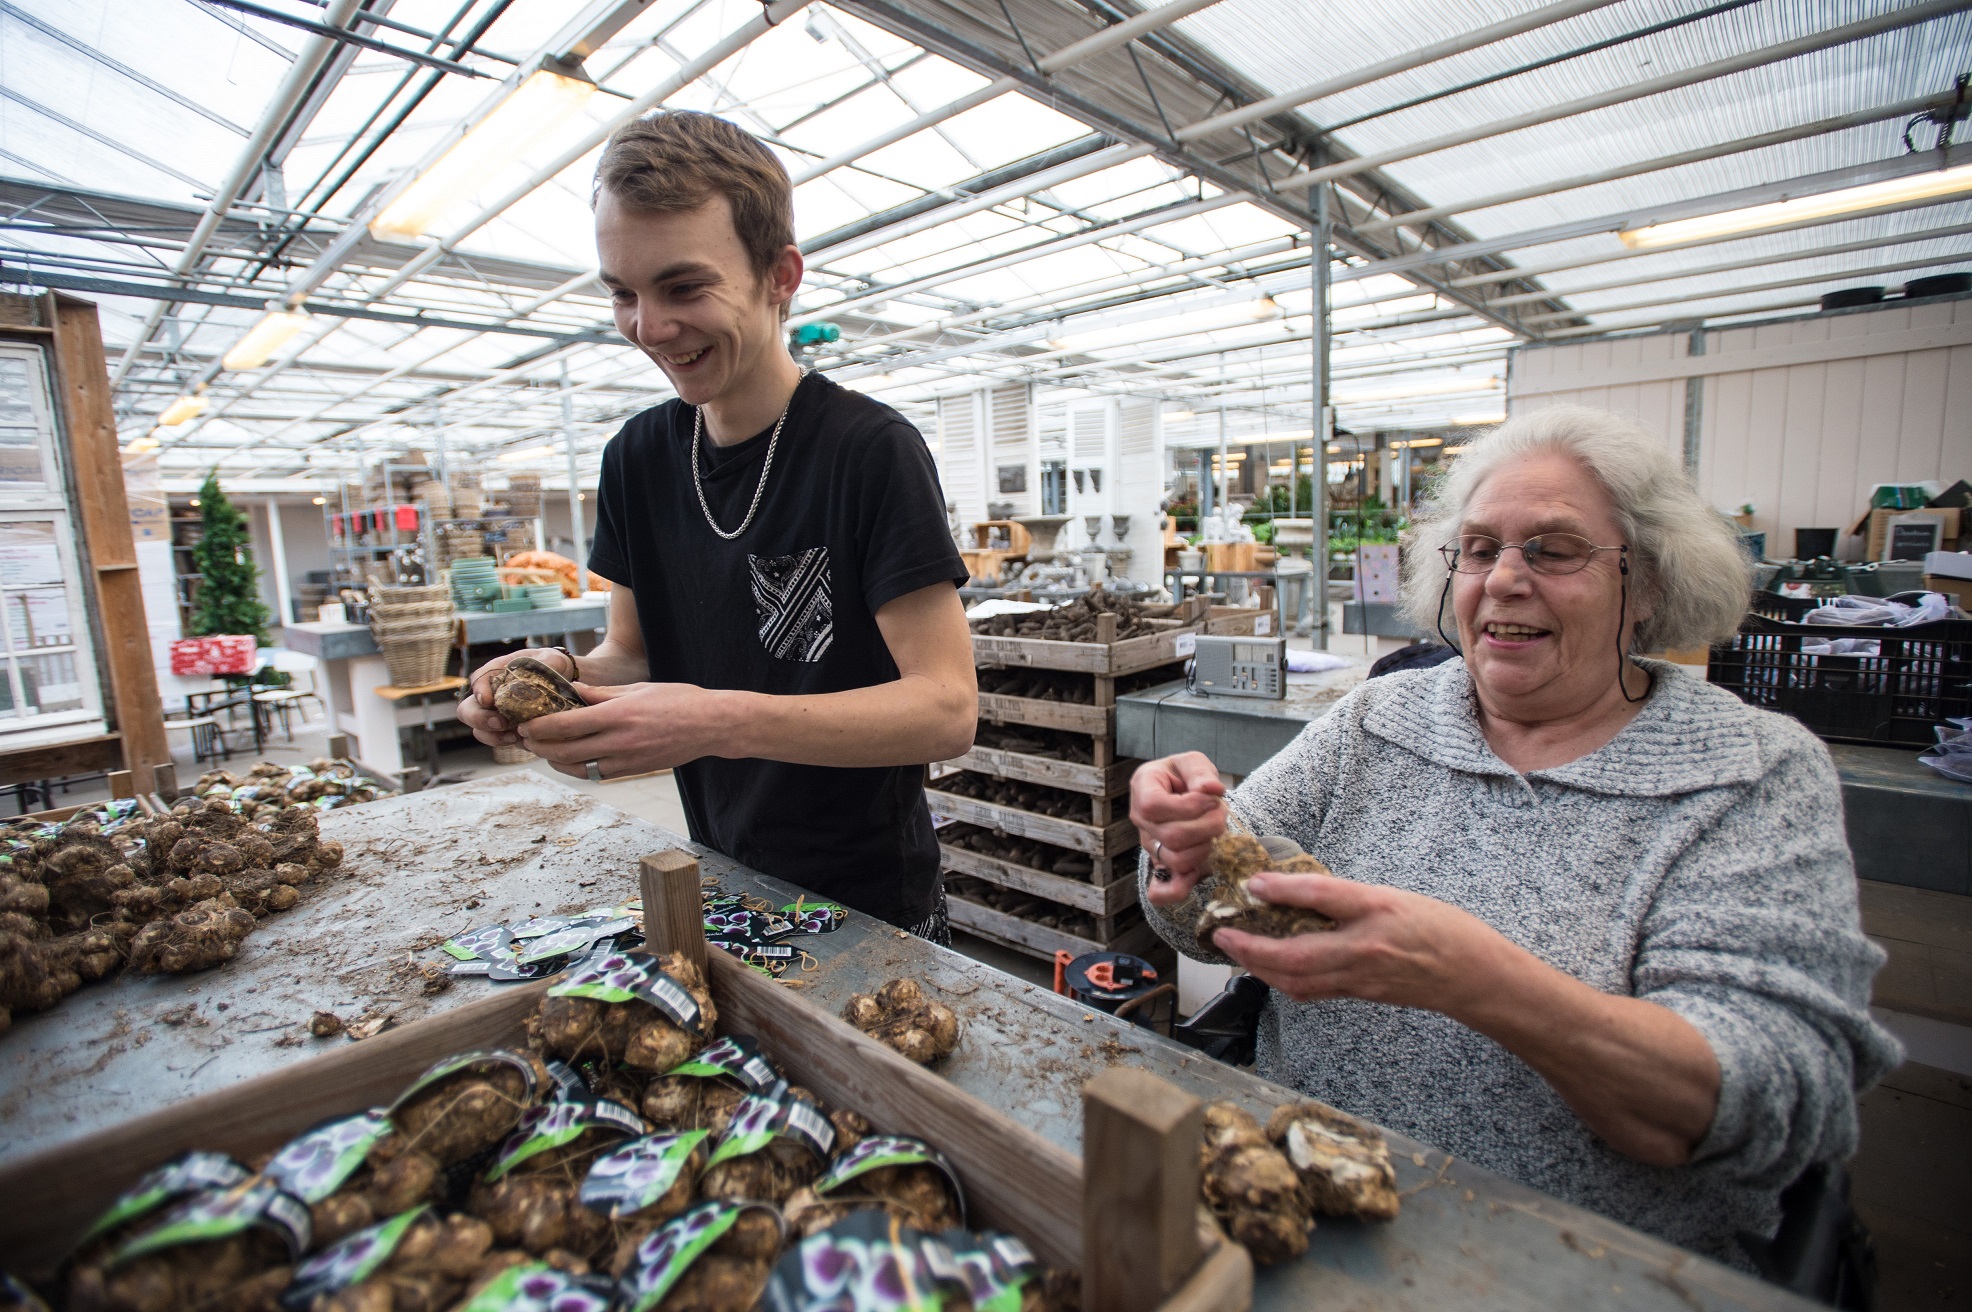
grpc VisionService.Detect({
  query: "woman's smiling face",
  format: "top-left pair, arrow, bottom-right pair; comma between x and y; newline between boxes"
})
1451,449 -> 1647,715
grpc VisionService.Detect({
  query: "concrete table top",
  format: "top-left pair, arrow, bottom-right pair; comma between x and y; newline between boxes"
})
0,772 -> 1808,1311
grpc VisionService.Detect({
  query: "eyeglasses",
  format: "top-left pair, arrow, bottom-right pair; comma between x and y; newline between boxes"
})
1439,533 -> 1627,575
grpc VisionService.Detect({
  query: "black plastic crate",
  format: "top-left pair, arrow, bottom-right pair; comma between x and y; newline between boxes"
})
1747,592 -> 1819,622
1708,615 -> 1972,746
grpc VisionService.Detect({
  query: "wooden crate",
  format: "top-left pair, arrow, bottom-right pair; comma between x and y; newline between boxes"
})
0,852 -> 1248,1312
925,786 -> 1137,858
941,841 -> 1139,917
944,744 -> 1135,797
977,692 -> 1114,737
968,598 -> 1212,677
948,890 -> 1156,961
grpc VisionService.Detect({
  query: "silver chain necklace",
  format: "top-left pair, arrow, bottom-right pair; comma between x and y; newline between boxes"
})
690,380 -> 799,540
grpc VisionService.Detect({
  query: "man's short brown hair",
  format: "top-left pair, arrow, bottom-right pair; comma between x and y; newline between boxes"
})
594,111 -> 794,283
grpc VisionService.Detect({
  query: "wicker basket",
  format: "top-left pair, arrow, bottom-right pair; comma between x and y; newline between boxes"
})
491,743 -> 534,765
376,631 -> 454,687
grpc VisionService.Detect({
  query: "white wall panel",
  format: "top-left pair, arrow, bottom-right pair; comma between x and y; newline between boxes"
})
1510,298 -> 1972,556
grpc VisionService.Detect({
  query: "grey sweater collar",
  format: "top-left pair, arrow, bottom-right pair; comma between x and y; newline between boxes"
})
1361,658 -> 1770,797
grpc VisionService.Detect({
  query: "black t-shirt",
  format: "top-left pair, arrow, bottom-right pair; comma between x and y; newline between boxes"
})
587,371 -> 967,925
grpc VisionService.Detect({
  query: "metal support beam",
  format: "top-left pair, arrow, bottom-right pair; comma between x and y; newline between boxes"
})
109,0 -> 361,387
562,361 -> 589,594
1484,220 -> 1972,306
1305,185 -> 1329,645
1272,0 -> 1972,195
1515,250 -> 1972,326
1358,91 -> 1965,237
1339,143 -> 1972,284
788,0 -> 1226,185
1174,0 -> 1623,141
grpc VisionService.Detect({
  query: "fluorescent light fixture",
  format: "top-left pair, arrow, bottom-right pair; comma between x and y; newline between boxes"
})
1443,444 -> 1471,455
1337,375 -> 1502,405
156,395 -> 207,426
371,68 -> 598,240
1247,295 -> 1281,320
1166,407 -> 1195,422
311,496 -> 327,505
223,308 -> 311,371
1620,163 -> 1972,249
497,445 -> 556,463
125,436 -> 160,453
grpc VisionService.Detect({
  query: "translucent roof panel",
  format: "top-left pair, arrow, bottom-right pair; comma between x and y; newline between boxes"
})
3,0 -> 1963,487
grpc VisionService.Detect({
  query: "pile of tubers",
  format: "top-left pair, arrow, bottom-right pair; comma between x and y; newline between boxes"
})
41,952 -> 1055,1312
967,592 -> 1176,641
0,770 -> 352,1034
840,978 -> 960,1065
1196,1099 -> 1401,1267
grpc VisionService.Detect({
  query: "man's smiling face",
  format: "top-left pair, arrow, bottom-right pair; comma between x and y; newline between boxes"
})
596,190 -> 794,413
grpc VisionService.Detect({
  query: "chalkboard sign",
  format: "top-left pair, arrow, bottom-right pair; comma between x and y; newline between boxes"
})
1888,519 -> 1942,561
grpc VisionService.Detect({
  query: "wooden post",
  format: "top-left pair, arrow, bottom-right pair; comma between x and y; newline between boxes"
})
107,769 -> 134,800
327,733 -> 351,761
46,295 -> 170,787
1082,1066 -> 1204,1312
1096,611 -> 1120,645
152,762 -> 178,802
639,848 -> 706,976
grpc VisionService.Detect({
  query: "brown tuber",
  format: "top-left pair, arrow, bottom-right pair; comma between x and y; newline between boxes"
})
532,950 -> 713,1073
1265,1101 -> 1401,1221
126,898 -> 256,973
839,977 -> 959,1065
1194,834 -> 1338,950
1198,1101 -> 1310,1266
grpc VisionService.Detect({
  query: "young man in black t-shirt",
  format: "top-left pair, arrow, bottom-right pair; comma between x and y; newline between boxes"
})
458,112 -> 975,938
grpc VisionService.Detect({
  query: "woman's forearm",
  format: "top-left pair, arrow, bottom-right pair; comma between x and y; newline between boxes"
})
1454,937 -> 1720,1167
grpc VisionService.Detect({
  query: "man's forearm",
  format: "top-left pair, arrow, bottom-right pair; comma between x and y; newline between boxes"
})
567,639 -> 646,687
714,673 -> 975,768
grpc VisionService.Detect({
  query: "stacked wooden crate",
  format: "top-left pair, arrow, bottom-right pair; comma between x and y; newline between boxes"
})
934,599 -> 1257,962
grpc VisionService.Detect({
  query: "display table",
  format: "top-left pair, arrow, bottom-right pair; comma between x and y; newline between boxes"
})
282,600 -> 608,779
0,771 -> 1813,1310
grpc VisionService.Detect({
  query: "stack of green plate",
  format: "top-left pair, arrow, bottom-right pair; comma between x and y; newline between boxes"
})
491,597 -> 533,613
525,584 -> 566,609
448,557 -> 499,612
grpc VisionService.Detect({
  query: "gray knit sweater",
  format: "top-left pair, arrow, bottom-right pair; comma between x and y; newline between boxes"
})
1140,659 -> 1901,1267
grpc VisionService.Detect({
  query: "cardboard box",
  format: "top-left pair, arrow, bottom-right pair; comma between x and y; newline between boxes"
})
1926,575 -> 1971,610
1848,507 -> 1960,560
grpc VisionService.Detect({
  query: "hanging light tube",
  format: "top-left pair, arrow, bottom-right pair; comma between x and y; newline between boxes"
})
1620,162 -> 1972,249
370,67 -> 598,240
222,307 -> 312,371
156,395 -> 207,426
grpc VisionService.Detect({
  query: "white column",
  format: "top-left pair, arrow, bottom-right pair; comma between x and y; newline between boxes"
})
266,500 -> 294,629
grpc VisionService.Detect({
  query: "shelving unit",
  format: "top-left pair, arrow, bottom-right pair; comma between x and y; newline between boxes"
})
933,599 -> 1260,963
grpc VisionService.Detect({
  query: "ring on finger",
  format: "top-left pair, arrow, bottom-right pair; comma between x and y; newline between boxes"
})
585,760 -> 604,783
1150,837 -> 1172,882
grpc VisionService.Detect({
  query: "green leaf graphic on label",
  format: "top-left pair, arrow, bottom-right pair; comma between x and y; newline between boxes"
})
79,1152 -> 247,1246
580,1131 -> 710,1218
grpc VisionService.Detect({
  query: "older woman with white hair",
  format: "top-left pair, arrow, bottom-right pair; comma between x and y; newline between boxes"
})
1131,404 -> 1899,1269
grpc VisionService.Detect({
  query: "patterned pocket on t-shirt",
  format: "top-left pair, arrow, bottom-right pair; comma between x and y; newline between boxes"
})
749,546 -> 834,662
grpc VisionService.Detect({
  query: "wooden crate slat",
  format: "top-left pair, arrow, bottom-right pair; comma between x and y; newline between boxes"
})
941,841 -> 1139,916
977,691 -> 1113,736
926,788 -> 1137,858
972,626 -> 1203,677
946,745 -> 1135,796
949,893 -> 1157,961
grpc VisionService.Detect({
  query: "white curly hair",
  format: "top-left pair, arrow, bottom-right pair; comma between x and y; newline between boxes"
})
1398,405 -> 1752,652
